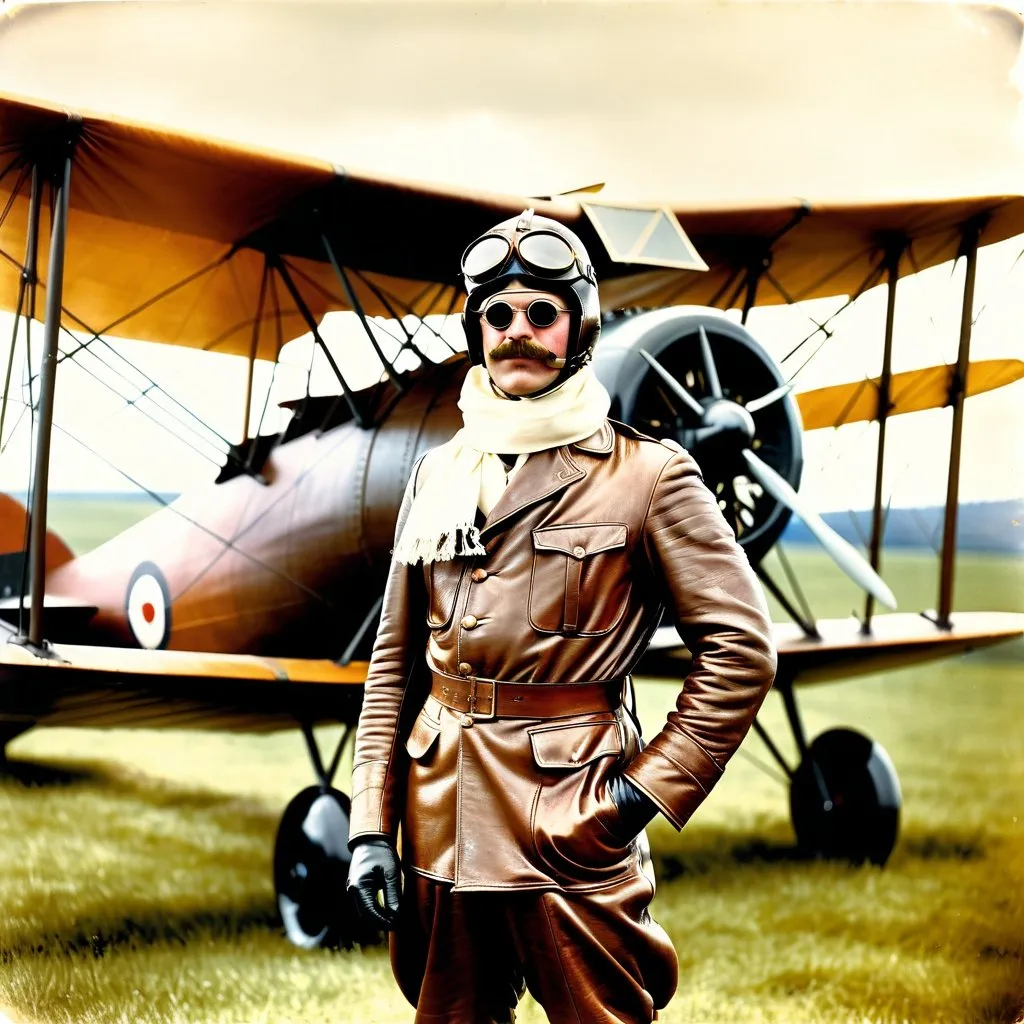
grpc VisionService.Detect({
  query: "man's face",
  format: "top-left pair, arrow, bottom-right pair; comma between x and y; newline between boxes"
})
480,283 -> 571,398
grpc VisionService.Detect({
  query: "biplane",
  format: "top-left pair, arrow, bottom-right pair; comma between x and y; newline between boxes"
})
0,0 -> 1021,949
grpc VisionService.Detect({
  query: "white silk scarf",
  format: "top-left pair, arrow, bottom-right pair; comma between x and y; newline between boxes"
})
393,364 -> 611,564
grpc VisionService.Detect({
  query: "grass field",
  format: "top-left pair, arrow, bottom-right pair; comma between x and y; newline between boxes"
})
45,496 -> 165,556
0,500 -> 1020,1023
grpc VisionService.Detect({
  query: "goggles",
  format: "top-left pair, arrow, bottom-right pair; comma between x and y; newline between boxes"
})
480,298 -> 571,331
461,229 -> 584,285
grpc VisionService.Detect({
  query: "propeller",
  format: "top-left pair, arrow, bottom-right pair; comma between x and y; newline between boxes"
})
740,450 -> 897,609
639,346 -> 897,611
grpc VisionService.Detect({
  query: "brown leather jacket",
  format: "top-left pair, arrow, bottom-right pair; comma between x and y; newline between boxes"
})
350,419 -> 776,890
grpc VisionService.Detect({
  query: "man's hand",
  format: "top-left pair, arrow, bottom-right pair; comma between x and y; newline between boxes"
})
606,773 -> 658,844
346,838 -> 402,930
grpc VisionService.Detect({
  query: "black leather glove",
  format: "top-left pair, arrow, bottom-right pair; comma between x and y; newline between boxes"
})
606,773 -> 659,844
346,838 -> 402,931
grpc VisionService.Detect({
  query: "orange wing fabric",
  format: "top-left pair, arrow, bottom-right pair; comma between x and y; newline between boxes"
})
643,612 -> 1024,686
0,90 -> 1022,357
0,620 -> 368,732
796,359 -> 1024,431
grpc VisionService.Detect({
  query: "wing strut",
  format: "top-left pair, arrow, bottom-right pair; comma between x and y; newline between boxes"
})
755,564 -> 819,639
240,259 -> 270,444
320,232 -> 405,393
272,256 -> 367,428
26,124 -> 79,650
935,219 -> 985,629
863,240 -> 904,632
0,166 -> 38,455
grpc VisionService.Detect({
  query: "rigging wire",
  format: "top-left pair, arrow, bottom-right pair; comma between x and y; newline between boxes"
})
0,239 -> 248,469
777,261 -> 886,370
346,269 -> 461,356
774,543 -> 816,629
55,330 -> 226,466
56,324 -> 238,455
0,164 -> 31,233
41,414 -> 339,610
350,269 -> 431,361
0,403 -> 27,457
735,745 -> 790,787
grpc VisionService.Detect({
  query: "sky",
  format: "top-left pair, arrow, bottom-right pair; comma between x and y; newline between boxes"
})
0,0 -> 1021,516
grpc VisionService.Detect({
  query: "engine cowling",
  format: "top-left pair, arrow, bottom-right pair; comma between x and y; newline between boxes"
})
592,308 -> 803,566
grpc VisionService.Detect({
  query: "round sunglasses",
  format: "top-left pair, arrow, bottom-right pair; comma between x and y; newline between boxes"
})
479,298 -> 571,331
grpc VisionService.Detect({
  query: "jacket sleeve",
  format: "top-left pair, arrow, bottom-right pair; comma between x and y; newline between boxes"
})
623,448 -> 777,830
348,461 -> 427,846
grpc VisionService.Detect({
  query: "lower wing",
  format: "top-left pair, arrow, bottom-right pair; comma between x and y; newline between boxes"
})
641,611 -> 1024,684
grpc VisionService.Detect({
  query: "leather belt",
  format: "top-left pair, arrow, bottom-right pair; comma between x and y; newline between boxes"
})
430,670 -> 622,721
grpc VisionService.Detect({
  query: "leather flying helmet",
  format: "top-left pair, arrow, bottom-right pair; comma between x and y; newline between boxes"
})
461,209 -> 601,396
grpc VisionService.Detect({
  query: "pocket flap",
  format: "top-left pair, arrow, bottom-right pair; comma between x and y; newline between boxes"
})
532,523 -> 627,559
529,720 -> 622,769
405,710 -> 441,761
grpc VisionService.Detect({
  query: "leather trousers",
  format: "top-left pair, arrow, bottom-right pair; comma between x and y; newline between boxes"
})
390,863 -> 678,1024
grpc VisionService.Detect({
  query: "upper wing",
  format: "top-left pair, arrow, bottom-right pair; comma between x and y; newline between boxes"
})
641,612 -> 1024,686
0,76 -> 1022,358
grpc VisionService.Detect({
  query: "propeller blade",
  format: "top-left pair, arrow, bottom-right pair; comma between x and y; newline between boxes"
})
740,449 -> 898,610
698,325 -> 722,399
745,382 -> 793,414
639,350 -> 705,418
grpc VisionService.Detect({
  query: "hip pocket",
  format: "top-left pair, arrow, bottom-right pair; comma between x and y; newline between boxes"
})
405,697 -> 442,761
528,717 -> 633,884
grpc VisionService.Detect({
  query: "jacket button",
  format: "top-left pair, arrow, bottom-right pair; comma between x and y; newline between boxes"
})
461,614 -> 478,629
458,662 -> 473,676
471,568 -> 488,582
572,545 -> 586,558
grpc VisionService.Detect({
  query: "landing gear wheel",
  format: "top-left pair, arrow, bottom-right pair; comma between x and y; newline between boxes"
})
789,728 -> 901,866
273,785 -> 356,948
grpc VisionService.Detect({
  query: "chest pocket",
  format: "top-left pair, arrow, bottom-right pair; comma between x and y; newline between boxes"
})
529,523 -> 630,636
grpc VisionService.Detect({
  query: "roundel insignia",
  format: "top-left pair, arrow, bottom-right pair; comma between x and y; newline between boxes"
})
126,562 -> 172,650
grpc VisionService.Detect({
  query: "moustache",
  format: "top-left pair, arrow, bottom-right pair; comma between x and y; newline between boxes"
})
488,337 -> 566,368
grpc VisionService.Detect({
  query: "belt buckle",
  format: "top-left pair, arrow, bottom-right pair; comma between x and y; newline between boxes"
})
465,677 -> 496,722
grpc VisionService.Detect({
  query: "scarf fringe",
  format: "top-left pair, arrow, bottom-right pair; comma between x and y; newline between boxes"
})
394,522 -> 488,566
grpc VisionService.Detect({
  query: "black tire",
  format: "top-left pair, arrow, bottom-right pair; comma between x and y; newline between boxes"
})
273,785 -> 357,948
790,728 -> 901,866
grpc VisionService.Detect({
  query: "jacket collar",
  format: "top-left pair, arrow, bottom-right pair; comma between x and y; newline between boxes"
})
571,420 -> 614,455
481,445 -> 585,540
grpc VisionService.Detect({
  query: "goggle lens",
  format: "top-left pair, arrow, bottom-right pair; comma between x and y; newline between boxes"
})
461,235 -> 511,280
517,231 -> 575,272
482,299 -> 564,331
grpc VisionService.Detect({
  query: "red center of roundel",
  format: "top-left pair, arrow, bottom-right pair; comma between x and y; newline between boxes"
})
142,602 -> 155,624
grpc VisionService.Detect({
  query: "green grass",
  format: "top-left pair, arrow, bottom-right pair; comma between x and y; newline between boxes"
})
46,496 -> 164,556
0,511 -> 1020,1023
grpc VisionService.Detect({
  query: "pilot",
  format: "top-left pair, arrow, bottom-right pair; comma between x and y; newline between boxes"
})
346,209 -> 776,1023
